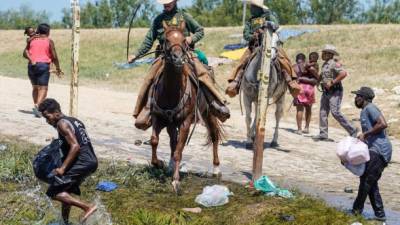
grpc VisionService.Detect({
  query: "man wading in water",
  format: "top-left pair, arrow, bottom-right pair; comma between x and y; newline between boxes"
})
39,99 -> 98,223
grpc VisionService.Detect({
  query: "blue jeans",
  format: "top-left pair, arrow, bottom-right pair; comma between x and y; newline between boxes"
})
28,63 -> 50,86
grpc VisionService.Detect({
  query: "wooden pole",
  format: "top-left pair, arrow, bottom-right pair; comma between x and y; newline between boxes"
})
241,1 -> 247,44
252,28 -> 273,182
70,0 -> 80,117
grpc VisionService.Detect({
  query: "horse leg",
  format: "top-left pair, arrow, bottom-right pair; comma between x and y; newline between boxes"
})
243,93 -> 253,149
171,116 -> 193,193
167,125 -> 178,171
150,120 -> 164,168
271,98 -> 284,148
204,114 -> 222,177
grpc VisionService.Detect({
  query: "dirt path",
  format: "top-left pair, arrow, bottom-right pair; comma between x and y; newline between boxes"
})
1,76 -> 399,219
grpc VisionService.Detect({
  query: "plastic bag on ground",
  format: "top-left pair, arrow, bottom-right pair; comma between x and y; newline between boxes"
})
254,176 -> 293,198
195,185 -> 233,207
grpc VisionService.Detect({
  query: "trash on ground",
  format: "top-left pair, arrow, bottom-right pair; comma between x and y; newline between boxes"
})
350,222 -> 363,225
96,181 -> 118,192
254,176 -> 294,198
134,140 -> 142,146
207,57 -> 234,67
179,162 -> 188,173
280,214 -> 295,222
0,144 -> 7,152
182,207 -> 202,213
195,185 -> 233,207
344,187 -> 354,193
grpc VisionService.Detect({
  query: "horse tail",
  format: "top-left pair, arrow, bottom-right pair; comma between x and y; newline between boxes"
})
204,114 -> 225,145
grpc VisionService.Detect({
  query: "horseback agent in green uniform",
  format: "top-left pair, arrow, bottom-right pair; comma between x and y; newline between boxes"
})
129,0 -> 230,130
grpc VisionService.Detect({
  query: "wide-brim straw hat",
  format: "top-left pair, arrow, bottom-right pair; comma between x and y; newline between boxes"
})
322,44 -> 339,56
157,0 -> 176,4
248,0 -> 269,10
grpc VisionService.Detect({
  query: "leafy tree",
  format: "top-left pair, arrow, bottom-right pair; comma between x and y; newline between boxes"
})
361,0 -> 400,23
0,4 -> 50,29
309,0 -> 359,24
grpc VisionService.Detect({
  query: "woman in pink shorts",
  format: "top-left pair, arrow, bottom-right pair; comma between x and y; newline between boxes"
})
293,52 -> 320,134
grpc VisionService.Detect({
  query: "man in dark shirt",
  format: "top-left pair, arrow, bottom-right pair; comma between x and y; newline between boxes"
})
352,87 -> 392,221
38,98 -> 98,224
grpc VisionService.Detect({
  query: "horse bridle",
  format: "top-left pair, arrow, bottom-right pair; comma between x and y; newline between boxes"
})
162,31 -> 189,66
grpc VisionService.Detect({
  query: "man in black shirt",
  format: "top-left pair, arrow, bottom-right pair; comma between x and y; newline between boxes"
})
38,98 -> 98,224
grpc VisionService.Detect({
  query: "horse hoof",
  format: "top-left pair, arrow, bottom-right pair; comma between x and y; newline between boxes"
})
270,142 -> 279,148
212,166 -> 222,178
152,160 -> 165,169
172,180 -> 181,194
245,142 -> 253,150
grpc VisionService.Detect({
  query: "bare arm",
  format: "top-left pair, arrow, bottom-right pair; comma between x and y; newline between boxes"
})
49,39 -> 61,71
23,41 -> 33,63
56,120 -> 80,175
363,115 -> 388,140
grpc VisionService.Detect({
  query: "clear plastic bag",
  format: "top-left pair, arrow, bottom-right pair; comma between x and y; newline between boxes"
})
195,185 -> 233,207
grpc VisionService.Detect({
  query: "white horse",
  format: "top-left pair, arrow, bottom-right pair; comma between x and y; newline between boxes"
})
241,45 -> 287,149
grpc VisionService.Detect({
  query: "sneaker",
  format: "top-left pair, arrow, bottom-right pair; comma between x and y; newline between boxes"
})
312,135 -> 334,142
32,107 -> 41,118
294,130 -> 302,135
374,216 -> 386,222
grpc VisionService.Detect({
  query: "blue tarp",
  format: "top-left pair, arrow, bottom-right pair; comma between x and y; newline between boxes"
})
113,58 -> 155,69
278,28 -> 319,42
223,28 -> 319,50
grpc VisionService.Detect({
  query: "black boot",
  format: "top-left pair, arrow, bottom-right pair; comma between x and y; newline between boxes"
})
210,101 -> 230,122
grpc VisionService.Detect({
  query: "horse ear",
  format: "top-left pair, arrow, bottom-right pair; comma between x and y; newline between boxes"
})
162,20 -> 169,31
179,21 -> 185,31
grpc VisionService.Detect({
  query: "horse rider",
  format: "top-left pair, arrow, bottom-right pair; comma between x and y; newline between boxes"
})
225,0 -> 300,98
129,0 -> 230,130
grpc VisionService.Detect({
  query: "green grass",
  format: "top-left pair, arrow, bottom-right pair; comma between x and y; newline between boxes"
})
0,135 -> 375,225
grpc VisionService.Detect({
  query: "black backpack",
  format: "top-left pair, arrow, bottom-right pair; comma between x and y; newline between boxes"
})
32,139 -> 63,183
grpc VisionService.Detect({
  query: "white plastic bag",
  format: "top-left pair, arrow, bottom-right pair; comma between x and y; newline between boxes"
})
346,141 -> 370,165
336,136 -> 357,161
195,185 -> 233,207
345,162 -> 366,177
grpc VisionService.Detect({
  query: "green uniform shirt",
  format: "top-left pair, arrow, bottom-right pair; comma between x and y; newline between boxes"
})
243,11 -> 278,42
135,8 -> 204,56
321,58 -> 344,84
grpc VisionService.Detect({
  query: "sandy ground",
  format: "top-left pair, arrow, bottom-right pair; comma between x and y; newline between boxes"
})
1,76 -> 399,220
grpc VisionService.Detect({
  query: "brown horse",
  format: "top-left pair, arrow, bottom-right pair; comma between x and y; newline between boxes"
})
150,21 -> 223,193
